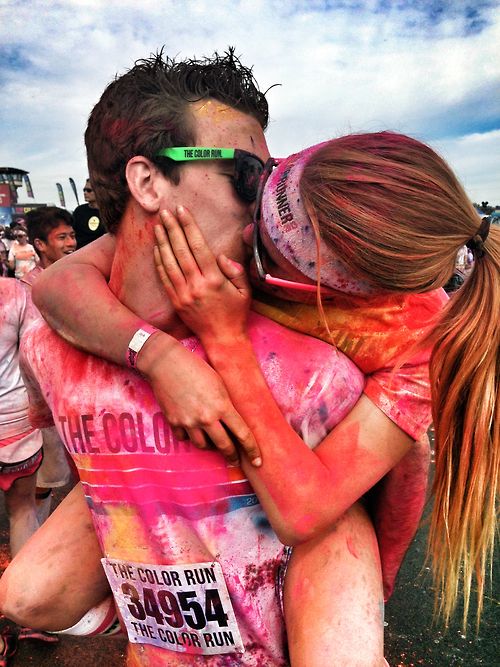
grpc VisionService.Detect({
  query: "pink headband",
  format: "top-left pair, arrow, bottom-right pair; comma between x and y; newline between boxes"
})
260,142 -> 379,297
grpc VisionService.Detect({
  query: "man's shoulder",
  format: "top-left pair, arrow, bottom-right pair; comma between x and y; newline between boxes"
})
0,276 -> 24,298
0,276 -> 28,310
20,265 -> 43,288
21,318 -> 65,357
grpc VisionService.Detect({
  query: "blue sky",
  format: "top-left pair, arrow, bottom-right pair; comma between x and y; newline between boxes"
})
1,0 -> 499,207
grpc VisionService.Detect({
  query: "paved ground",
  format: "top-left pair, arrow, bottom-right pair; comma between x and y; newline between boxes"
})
0,475 -> 497,666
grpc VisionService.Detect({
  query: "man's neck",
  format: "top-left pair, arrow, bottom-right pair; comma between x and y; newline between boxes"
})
108,209 -> 191,339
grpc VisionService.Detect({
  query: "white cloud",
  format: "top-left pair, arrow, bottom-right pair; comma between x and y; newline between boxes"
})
434,129 -> 500,205
1,0 -> 499,206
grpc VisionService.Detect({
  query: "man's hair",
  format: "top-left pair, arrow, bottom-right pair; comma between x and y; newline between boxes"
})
26,206 -> 73,245
85,47 -> 270,234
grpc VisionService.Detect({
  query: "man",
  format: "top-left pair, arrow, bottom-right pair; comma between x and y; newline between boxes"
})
25,206 -> 77,272
7,227 -> 38,279
0,51 -> 367,666
72,179 -> 105,247
22,206 -> 77,523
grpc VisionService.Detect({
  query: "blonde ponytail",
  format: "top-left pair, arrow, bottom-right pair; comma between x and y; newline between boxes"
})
429,225 -> 500,627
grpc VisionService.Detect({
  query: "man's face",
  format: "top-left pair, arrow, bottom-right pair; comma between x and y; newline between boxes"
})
83,181 -> 97,207
35,223 -> 77,265
164,100 -> 270,264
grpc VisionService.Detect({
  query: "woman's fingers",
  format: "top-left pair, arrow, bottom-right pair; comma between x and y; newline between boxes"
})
154,224 -> 186,295
217,255 -> 252,299
159,208 -> 204,280
175,205 -> 219,275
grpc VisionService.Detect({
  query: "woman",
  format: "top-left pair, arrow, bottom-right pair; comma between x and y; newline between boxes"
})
7,228 -> 38,280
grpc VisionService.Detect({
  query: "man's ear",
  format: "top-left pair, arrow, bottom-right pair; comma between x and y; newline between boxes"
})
126,157 -> 167,214
33,238 -> 46,254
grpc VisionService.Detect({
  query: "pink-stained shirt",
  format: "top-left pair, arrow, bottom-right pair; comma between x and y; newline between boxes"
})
21,312 -> 365,667
7,240 -> 38,280
0,277 -> 42,462
254,287 -> 449,441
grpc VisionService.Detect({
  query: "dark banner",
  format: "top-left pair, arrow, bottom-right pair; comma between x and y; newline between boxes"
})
56,183 -> 66,208
69,177 -> 79,205
24,174 -> 34,199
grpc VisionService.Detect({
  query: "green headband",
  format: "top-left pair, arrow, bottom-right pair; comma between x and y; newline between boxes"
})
156,147 -> 236,161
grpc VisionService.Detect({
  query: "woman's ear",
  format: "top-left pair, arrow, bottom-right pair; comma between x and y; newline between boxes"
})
125,157 -> 166,214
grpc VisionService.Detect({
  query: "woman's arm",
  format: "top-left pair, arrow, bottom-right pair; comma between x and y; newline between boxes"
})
155,207 -> 412,545
0,483 -> 110,630
31,234 -> 130,360
31,235 -> 260,464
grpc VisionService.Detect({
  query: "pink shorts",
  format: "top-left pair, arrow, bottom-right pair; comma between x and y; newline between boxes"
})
0,449 -> 43,492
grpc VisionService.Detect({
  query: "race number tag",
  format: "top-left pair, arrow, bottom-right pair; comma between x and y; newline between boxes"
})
101,558 -> 244,655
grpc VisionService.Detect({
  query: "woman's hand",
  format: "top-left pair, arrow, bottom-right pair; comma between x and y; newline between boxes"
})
154,206 -> 252,348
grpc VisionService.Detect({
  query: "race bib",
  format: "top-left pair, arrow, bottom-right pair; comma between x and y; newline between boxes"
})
102,558 -> 244,655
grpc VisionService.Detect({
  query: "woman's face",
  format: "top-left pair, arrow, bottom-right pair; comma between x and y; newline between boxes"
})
242,221 -> 319,303
15,230 -> 28,245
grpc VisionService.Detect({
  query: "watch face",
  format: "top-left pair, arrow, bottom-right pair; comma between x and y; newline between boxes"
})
88,216 -> 100,231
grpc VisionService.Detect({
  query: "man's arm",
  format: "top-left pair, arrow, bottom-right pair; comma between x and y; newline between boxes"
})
0,483 -> 110,630
31,234 -> 261,463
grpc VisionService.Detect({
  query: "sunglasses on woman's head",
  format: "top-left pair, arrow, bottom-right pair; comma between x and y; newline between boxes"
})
156,147 -> 264,202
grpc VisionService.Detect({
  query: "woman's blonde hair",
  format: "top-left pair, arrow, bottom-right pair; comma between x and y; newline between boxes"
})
301,132 -> 499,626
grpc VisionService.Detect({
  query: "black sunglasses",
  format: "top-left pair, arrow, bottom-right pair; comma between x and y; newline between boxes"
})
83,188 -> 93,193
155,147 -> 265,202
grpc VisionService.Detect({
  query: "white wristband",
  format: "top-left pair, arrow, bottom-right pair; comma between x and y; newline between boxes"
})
126,323 -> 159,368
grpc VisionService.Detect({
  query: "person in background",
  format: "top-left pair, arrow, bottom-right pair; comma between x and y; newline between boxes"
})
72,179 -> 105,248
0,278 -> 58,662
7,228 -> 37,280
0,240 -> 10,277
1,226 -> 15,252
22,206 -> 77,523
